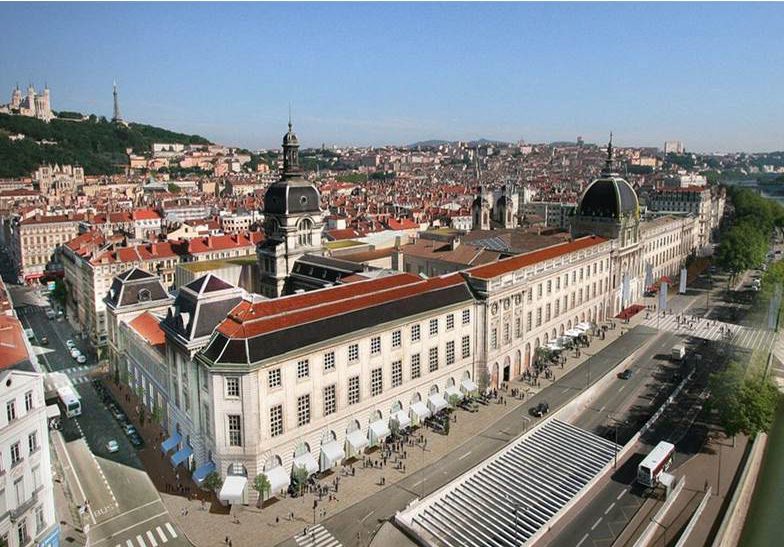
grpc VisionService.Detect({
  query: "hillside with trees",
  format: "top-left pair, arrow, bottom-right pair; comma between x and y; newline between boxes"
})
0,113 -> 210,177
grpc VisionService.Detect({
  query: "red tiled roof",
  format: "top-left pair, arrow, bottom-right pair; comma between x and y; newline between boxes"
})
218,273 -> 462,339
466,236 -> 608,280
128,312 -> 166,349
132,209 -> 162,221
20,213 -> 86,225
0,316 -> 30,370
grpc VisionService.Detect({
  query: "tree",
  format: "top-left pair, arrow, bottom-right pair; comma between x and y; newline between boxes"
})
291,465 -> 309,497
202,471 -> 223,492
151,403 -> 162,425
52,279 -> 67,307
709,362 -> 780,439
253,473 -> 271,507
716,222 -> 767,282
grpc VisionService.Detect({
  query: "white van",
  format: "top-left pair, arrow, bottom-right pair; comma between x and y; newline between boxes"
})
671,344 -> 686,361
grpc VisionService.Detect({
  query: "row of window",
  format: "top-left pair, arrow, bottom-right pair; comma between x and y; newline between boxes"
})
529,260 -> 607,301
4,391 -> 35,426
261,310 -> 471,390
233,336 -> 471,444
2,430 -> 39,471
491,280 -> 607,349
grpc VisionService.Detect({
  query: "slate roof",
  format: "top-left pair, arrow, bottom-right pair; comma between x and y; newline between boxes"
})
577,177 -> 639,219
161,274 -> 243,344
105,267 -> 170,309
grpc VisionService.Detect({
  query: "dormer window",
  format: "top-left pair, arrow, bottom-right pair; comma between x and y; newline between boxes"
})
138,288 -> 151,302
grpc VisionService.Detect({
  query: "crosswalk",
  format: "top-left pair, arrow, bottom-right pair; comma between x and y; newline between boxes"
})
60,364 -> 98,385
114,522 -> 179,547
294,524 -> 342,547
643,313 -> 775,353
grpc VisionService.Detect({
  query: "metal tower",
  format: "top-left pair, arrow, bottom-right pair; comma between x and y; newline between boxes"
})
112,81 -> 127,125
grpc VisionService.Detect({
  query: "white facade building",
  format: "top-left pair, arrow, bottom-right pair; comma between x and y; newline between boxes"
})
0,370 -> 58,547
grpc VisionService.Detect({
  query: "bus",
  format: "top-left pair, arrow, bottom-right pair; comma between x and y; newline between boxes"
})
637,441 -> 675,487
56,385 -> 82,418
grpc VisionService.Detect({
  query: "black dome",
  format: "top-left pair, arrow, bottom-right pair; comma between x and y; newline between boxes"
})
577,177 -> 639,219
264,179 -> 320,215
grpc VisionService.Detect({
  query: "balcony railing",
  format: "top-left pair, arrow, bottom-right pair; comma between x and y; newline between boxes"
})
10,490 -> 38,522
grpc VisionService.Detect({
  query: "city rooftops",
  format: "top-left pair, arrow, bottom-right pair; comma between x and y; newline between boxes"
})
465,235 -> 608,280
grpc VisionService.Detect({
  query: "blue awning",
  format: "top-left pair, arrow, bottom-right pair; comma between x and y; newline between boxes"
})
192,461 -> 216,484
170,445 -> 193,467
161,433 -> 181,454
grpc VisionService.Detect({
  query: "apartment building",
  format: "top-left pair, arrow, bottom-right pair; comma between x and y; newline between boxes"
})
63,232 -> 261,347
646,186 -> 726,252
12,214 -> 85,283
0,370 -> 58,547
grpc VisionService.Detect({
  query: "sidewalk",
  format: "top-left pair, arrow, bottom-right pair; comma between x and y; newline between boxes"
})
150,312 -> 649,547
50,433 -> 88,546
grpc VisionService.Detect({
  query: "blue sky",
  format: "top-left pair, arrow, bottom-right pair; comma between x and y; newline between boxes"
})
1,2 -> 782,152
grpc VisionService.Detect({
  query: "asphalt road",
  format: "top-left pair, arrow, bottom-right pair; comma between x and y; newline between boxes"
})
14,288 -> 188,547
549,275 -> 749,547
279,324 -> 659,547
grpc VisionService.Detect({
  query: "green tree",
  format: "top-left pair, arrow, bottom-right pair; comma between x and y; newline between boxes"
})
291,465 -> 309,497
151,403 -> 162,425
202,471 -> 223,492
253,473 -> 271,507
709,362 -> 780,439
52,279 -> 67,306
716,222 -> 767,283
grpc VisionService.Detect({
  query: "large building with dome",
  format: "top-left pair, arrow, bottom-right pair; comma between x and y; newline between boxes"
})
107,132 -> 708,505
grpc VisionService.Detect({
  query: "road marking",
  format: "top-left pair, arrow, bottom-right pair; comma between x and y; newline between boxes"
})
156,526 -> 167,543
145,531 -> 157,547
561,388 -> 570,394
591,517 -> 603,530
617,490 -> 627,501
164,523 -> 177,538
599,405 -> 606,413
135,535 -> 144,547
605,502 -> 616,515
126,540 -> 134,547
90,511 -> 169,545
91,499 -> 162,529
458,451 -> 472,461
361,510 -> 375,522
618,385 -> 626,392
576,533 -> 589,547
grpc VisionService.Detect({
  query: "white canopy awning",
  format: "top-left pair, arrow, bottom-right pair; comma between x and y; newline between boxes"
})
320,440 -> 345,471
293,451 -> 319,476
546,342 -> 564,352
218,475 -> 247,503
445,385 -> 463,402
265,466 -> 290,494
346,429 -> 368,453
369,420 -> 390,443
460,378 -> 478,394
46,404 -> 61,419
576,322 -> 592,332
428,393 -> 448,414
410,401 -> 431,420
390,410 -> 411,430
564,329 -> 582,337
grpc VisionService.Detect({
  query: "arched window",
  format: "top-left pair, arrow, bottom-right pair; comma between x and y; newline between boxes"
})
298,219 -> 313,246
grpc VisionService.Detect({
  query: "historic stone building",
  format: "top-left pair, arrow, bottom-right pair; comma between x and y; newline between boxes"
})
257,122 -> 325,298
0,84 -> 53,122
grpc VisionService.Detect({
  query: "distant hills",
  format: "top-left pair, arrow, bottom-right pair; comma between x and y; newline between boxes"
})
0,112 -> 210,178
408,138 -> 510,148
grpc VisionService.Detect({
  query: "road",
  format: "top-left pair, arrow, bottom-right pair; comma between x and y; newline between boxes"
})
547,270 -> 762,547
12,287 -> 188,547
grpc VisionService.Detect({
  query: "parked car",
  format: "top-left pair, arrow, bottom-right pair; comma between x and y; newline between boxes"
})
123,424 -> 137,437
112,408 -> 127,423
106,440 -> 119,453
40,336 -> 49,345
618,369 -> 633,380
66,339 -> 75,349
76,355 -> 87,364
129,433 -> 144,448
70,350 -> 81,360
531,401 -> 550,417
